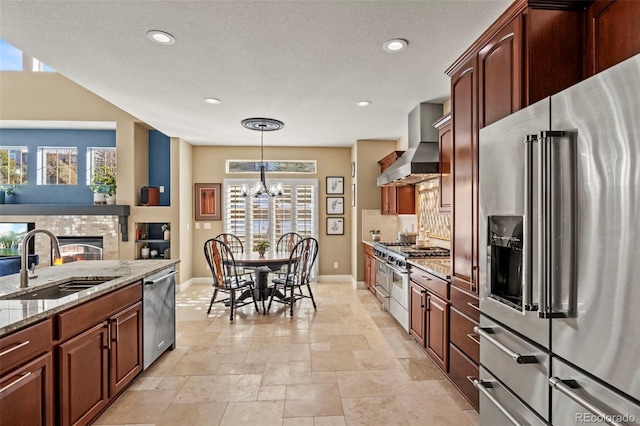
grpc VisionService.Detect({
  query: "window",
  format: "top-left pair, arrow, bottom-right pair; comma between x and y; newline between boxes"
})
0,146 -> 28,185
224,178 -> 318,251
226,160 -> 316,174
86,147 -> 117,184
38,147 -> 77,185
0,39 -> 55,72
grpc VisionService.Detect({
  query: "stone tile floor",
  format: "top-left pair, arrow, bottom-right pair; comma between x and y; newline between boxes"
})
94,282 -> 478,425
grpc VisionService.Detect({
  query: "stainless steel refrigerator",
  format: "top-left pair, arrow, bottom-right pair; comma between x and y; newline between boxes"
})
477,53 -> 640,425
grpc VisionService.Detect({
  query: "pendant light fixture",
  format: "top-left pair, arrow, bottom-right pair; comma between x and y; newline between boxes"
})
240,117 -> 284,198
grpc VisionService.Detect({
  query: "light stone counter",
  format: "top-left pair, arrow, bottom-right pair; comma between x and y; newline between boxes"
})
407,258 -> 451,281
0,259 -> 180,335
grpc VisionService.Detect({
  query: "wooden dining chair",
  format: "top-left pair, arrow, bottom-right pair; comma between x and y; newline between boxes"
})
215,233 -> 254,280
274,232 -> 303,279
267,237 -> 318,316
204,238 -> 259,321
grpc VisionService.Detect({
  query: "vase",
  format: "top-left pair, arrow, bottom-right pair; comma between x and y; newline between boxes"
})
141,247 -> 150,259
105,193 -> 116,205
93,193 -> 106,205
372,234 -> 380,241
258,248 -> 266,256
163,230 -> 170,240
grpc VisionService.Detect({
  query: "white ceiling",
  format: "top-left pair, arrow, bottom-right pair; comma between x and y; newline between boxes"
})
0,0 -> 511,147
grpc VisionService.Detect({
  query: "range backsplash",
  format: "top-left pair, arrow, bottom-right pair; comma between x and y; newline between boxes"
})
417,180 -> 451,240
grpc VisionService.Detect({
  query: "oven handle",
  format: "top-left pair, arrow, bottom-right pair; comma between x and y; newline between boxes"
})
386,262 -> 408,276
474,327 -> 538,364
523,135 -> 537,311
549,378 -> 626,426
471,378 -> 524,426
373,256 -> 387,264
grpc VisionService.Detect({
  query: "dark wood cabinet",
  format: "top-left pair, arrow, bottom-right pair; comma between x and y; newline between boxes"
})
409,268 -> 449,373
585,0 -> 640,77
434,114 -> 452,212
409,280 -> 426,347
0,352 -> 54,426
109,302 -> 143,396
450,54 -> 478,295
378,151 -> 415,215
425,293 -> 449,372
449,344 -> 479,410
58,322 -> 110,426
363,244 -> 376,295
0,319 -> 54,426
57,282 -> 142,426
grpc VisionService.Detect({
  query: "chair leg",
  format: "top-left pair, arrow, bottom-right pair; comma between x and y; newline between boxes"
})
307,283 -> 317,309
250,284 -> 259,313
289,285 -> 294,316
267,283 -> 276,313
229,289 -> 235,321
207,288 -> 219,314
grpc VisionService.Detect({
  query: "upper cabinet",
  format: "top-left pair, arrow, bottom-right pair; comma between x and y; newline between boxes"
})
378,152 -> 415,215
585,0 -> 640,77
434,114 -> 452,213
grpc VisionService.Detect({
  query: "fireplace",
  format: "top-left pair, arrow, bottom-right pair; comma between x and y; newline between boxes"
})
56,236 -> 104,263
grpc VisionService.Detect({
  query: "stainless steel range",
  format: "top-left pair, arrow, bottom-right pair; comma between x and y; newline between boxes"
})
373,243 -> 449,332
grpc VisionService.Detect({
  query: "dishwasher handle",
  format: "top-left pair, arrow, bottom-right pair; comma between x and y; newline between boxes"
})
144,270 -> 178,286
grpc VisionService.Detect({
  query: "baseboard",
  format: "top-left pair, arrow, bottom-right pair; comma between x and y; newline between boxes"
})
317,274 -> 354,283
176,277 -> 210,292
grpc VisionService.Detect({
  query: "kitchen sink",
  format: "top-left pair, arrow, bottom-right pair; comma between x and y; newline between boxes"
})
1,277 -> 120,300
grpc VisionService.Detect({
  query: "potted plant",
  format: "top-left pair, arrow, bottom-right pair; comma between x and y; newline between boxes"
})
370,230 -> 381,241
0,184 -> 15,204
161,223 -> 170,240
90,165 -> 117,205
253,240 -> 270,256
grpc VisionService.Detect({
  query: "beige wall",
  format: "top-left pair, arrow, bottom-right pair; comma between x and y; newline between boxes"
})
190,145 -> 351,278
351,139 -> 399,282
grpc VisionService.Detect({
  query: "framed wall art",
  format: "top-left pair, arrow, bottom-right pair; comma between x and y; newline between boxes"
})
326,176 -> 344,194
326,197 -> 344,215
326,217 -> 344,235
195,183 -> 221,221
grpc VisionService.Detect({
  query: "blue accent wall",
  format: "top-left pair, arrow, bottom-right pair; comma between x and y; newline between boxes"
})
148,130 -> 171,206
0,129 -> 115,204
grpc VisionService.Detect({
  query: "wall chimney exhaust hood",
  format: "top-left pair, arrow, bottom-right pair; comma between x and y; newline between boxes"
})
377,103 -> 443,186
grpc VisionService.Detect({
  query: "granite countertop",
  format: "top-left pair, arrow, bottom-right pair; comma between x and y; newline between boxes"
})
407,258 -> 451,281
0,259 -> 180,335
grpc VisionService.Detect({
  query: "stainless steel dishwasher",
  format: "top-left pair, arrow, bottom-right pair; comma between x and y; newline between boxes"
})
143,267 -> 177,369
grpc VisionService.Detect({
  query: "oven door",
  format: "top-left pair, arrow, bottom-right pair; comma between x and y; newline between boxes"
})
388,263 -> 409,332
374,257 -> 391,311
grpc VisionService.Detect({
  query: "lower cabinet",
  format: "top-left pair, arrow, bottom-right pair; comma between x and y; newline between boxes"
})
58,283 -> 143,426
409,279 -> 449,372
0,352 -> 54,426
363,244 -> 376,295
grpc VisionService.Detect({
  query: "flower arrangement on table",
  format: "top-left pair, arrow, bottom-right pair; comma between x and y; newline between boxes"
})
90,165 -> 117,203
253,240 -> 271,256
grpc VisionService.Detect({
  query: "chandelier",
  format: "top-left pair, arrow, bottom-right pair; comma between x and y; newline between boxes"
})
240,117 -> 284,198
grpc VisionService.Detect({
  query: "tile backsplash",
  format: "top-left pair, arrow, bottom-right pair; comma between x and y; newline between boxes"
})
417,180 -> 451,240
361,210 -> 398,242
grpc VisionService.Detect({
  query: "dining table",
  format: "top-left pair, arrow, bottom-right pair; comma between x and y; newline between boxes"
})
226,251 -> 295,314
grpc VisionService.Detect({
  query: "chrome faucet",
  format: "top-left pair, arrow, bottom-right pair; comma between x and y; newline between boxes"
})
20,228 -> 61,288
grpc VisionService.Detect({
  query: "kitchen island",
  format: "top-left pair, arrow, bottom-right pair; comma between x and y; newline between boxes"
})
0,259 -> 179,426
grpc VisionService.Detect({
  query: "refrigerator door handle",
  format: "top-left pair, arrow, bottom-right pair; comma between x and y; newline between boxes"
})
523,134 -> 537,311
549,378 -> 627,426
474,326 -> 538,364
472,378 -> 525,426
537,131 -> 568,319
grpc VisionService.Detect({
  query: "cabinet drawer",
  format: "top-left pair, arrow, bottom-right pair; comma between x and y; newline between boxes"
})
410,268 -> 448,300
57,282 -> 142,342
0,319 -> 53,376
450,307 -> 479,364
449,343 -> 479,410
450,285 -> 479,321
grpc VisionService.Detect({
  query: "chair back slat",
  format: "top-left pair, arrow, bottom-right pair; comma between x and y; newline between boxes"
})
204,238 -> 241,289
215,233 -> 245,254
287,237 -> 318,287
277,232 -> 302,253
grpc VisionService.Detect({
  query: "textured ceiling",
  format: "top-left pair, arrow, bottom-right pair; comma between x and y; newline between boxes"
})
0,0 -> 511,147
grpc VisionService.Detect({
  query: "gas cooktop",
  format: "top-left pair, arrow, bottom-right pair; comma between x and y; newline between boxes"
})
375,242 -> 450,259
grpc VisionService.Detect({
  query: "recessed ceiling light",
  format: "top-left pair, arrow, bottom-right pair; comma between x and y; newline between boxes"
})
203,97 -> 221,105
383,38 -> 408,53
147,30 -> 175,45
356,100 -> 372,107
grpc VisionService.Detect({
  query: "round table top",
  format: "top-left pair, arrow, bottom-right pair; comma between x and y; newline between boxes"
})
228,251 -> 294,270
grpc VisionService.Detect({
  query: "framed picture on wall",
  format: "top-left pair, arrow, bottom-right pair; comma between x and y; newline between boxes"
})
326,197 -> 344,215
326,176 -> 344,194
195,183 -> 221,221
326,217 -> 344,235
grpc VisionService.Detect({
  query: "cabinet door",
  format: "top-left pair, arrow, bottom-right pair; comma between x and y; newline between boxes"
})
0,352 -> 54,426
478,16 -> 523,128
395,186 -> 415,215
451,55 -> 478,294
586,0 -> 640,77
438,119 -> 452,212
409,281 -> 426,347
387,187 -> 398,215
59,322 -> 109,426
109,302 -> 142,397
425,293 -> 449,372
